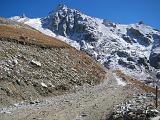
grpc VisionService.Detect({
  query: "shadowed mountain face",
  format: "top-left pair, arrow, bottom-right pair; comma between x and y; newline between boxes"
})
0,18 -> 106,106
11,4 -> 160,87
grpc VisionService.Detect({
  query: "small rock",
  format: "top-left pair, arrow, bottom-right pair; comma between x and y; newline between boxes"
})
30,60 -> 41,67
30,101 -> 35,104
12,59 -> 18,65
81,112 -> 87,117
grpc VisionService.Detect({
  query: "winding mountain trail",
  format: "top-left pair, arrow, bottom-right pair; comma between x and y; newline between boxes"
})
0,71 -> 138,120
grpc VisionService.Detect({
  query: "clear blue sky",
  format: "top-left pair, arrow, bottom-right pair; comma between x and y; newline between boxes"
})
0,0 -> 160,29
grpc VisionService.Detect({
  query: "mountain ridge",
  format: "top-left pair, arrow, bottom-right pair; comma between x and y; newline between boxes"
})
10,4 -> 160,88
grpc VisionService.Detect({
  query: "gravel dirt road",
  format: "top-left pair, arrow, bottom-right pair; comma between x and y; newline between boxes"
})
0,71 -> 137,120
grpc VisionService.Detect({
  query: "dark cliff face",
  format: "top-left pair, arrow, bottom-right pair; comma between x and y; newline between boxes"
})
126,27 -> 151,47
150,53 -> 160,69
42,4 -> 99,42
149,34 -> 160,69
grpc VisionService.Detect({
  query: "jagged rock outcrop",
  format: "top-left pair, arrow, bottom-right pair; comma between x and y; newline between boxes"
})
42,4 -> 100,42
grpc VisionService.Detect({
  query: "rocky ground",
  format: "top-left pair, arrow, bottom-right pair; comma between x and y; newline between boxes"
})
108,93 -> 160,120
1,71 -> 159,120
0,71 -> 137,120
0,21 -> 105,107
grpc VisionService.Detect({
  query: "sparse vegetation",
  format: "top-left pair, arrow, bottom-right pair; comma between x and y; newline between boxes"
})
0,25 -> 71,48
0,24 -> 106,107
115,70 -> 160,94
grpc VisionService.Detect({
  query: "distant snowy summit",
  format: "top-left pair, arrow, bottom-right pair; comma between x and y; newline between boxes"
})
10,4 -> 160,87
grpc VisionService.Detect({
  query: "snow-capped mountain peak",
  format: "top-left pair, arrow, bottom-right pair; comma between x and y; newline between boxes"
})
10,4 -> 160,87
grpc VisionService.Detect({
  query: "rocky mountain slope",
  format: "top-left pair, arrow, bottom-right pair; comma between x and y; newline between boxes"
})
11,4 -> 160,88
0,18 -> 106,107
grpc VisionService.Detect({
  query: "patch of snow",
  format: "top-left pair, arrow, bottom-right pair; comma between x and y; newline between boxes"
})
56,35 -> 80,50
114,73 -> 127,86
25,18 -> 56,37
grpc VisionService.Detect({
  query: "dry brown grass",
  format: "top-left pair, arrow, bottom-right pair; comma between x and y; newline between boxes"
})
0,17 -> 32,29
0,25 -> 71,48
115,70 -> 160,94
68,49 -> 106,82
0,25 -> 106,85
0,25 -> 105,80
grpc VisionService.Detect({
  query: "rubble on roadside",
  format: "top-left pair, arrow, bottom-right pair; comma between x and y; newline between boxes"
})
108,93 -> 160,120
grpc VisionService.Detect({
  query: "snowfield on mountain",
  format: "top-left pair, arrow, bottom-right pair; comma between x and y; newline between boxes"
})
11,4 -> 160,88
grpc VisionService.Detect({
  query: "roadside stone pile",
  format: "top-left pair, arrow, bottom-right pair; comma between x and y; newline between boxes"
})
108,93 -> 160,120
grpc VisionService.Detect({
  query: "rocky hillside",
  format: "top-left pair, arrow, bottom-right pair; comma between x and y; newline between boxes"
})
0,18 -> 106,107
10,4 -> 160,88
